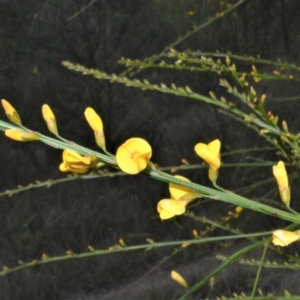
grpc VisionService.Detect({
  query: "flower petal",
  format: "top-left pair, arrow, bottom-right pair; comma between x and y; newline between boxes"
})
159,199 -> 187,215
63,149 -> 91,165
194,139 -> 221,170
123,138 -> 152,158
169,175 -> 193,200
59,163 -> 69,172
208,139 -> 221,157
272,230 -> 300,247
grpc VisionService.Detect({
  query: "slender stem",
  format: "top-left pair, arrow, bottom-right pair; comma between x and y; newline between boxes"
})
0,232 -> 271,276
286,206 -> 300,216
178,238 -> 269,300
251,241 -> 269,299
213,182 -> 228,193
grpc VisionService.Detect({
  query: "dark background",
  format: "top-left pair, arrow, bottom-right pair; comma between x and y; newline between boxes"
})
0,0 -> 300,299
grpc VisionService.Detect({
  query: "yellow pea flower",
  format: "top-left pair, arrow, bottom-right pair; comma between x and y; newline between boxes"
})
157,175 -> 198,220
84,107 -> 106,149
116,137 -> 152,174
272,229 -> 300,247
171,270 -> 189,288
5,129 -> 38,141
194,139 -> 221,183
42,104 -> 58,135
157,199 -> 187,220
59,149 -> 91,174
1,99 -> 22,126
272,161 -> 290,206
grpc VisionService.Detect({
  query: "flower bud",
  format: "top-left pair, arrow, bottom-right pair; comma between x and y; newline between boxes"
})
84,107 -> 106,149
5,129 -> 38,141
272,161 -> 290,206
1,99 -> 22,126
171,271 -> 189,288
42,104 -> 58,135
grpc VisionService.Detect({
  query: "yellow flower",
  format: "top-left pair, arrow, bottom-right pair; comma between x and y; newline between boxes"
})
5,129 -> 38,141
59,149 -> 91,174
84,107 -> 106,149
272,230 -> 300,247
194,139 -> 221,183
157,199 -> 187,220
272,161 -> 290,206
157,175 -> 198,220
1,99 -> 22,126
171,270 -> 189,288
116,138 -> 152,174
42,104 -> 58,135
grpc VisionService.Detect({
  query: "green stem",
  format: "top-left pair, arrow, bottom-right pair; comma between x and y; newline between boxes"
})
149,170 -> 300,225
0,232 -> 270,276
178,238 -> 269,300
286,206 -> 300,216
251,241 -> 269,299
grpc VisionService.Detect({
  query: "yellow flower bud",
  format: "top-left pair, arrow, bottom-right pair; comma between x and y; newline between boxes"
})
42,104 -> 58,135
272,161 -> 290,206
272,230 -> 300,247
170,271 -> 189,288
1,99 -> 22,126
84,107 -> 106,149
116,138 -> 152,174
5,129 -> 38,141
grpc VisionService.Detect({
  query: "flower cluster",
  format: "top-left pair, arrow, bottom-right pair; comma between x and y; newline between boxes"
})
1,99 -> 298,248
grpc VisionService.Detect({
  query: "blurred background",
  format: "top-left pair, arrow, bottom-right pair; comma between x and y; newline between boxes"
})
0,0 -> 300,299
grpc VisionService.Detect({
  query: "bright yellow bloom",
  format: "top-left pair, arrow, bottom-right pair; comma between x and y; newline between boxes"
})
157,175 -> 198,220
42,104 -> 58,135
116,138 -> 152,174
84,107 -> 106,149
5,129 -> 38,141
59,149 -> 91,174
194,139 -> 221,183
1,99 -> 22,126
272,230 -> 300,247
171,270 -> 189,288
272,161 -> 290,206
157,199 -> 187,220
